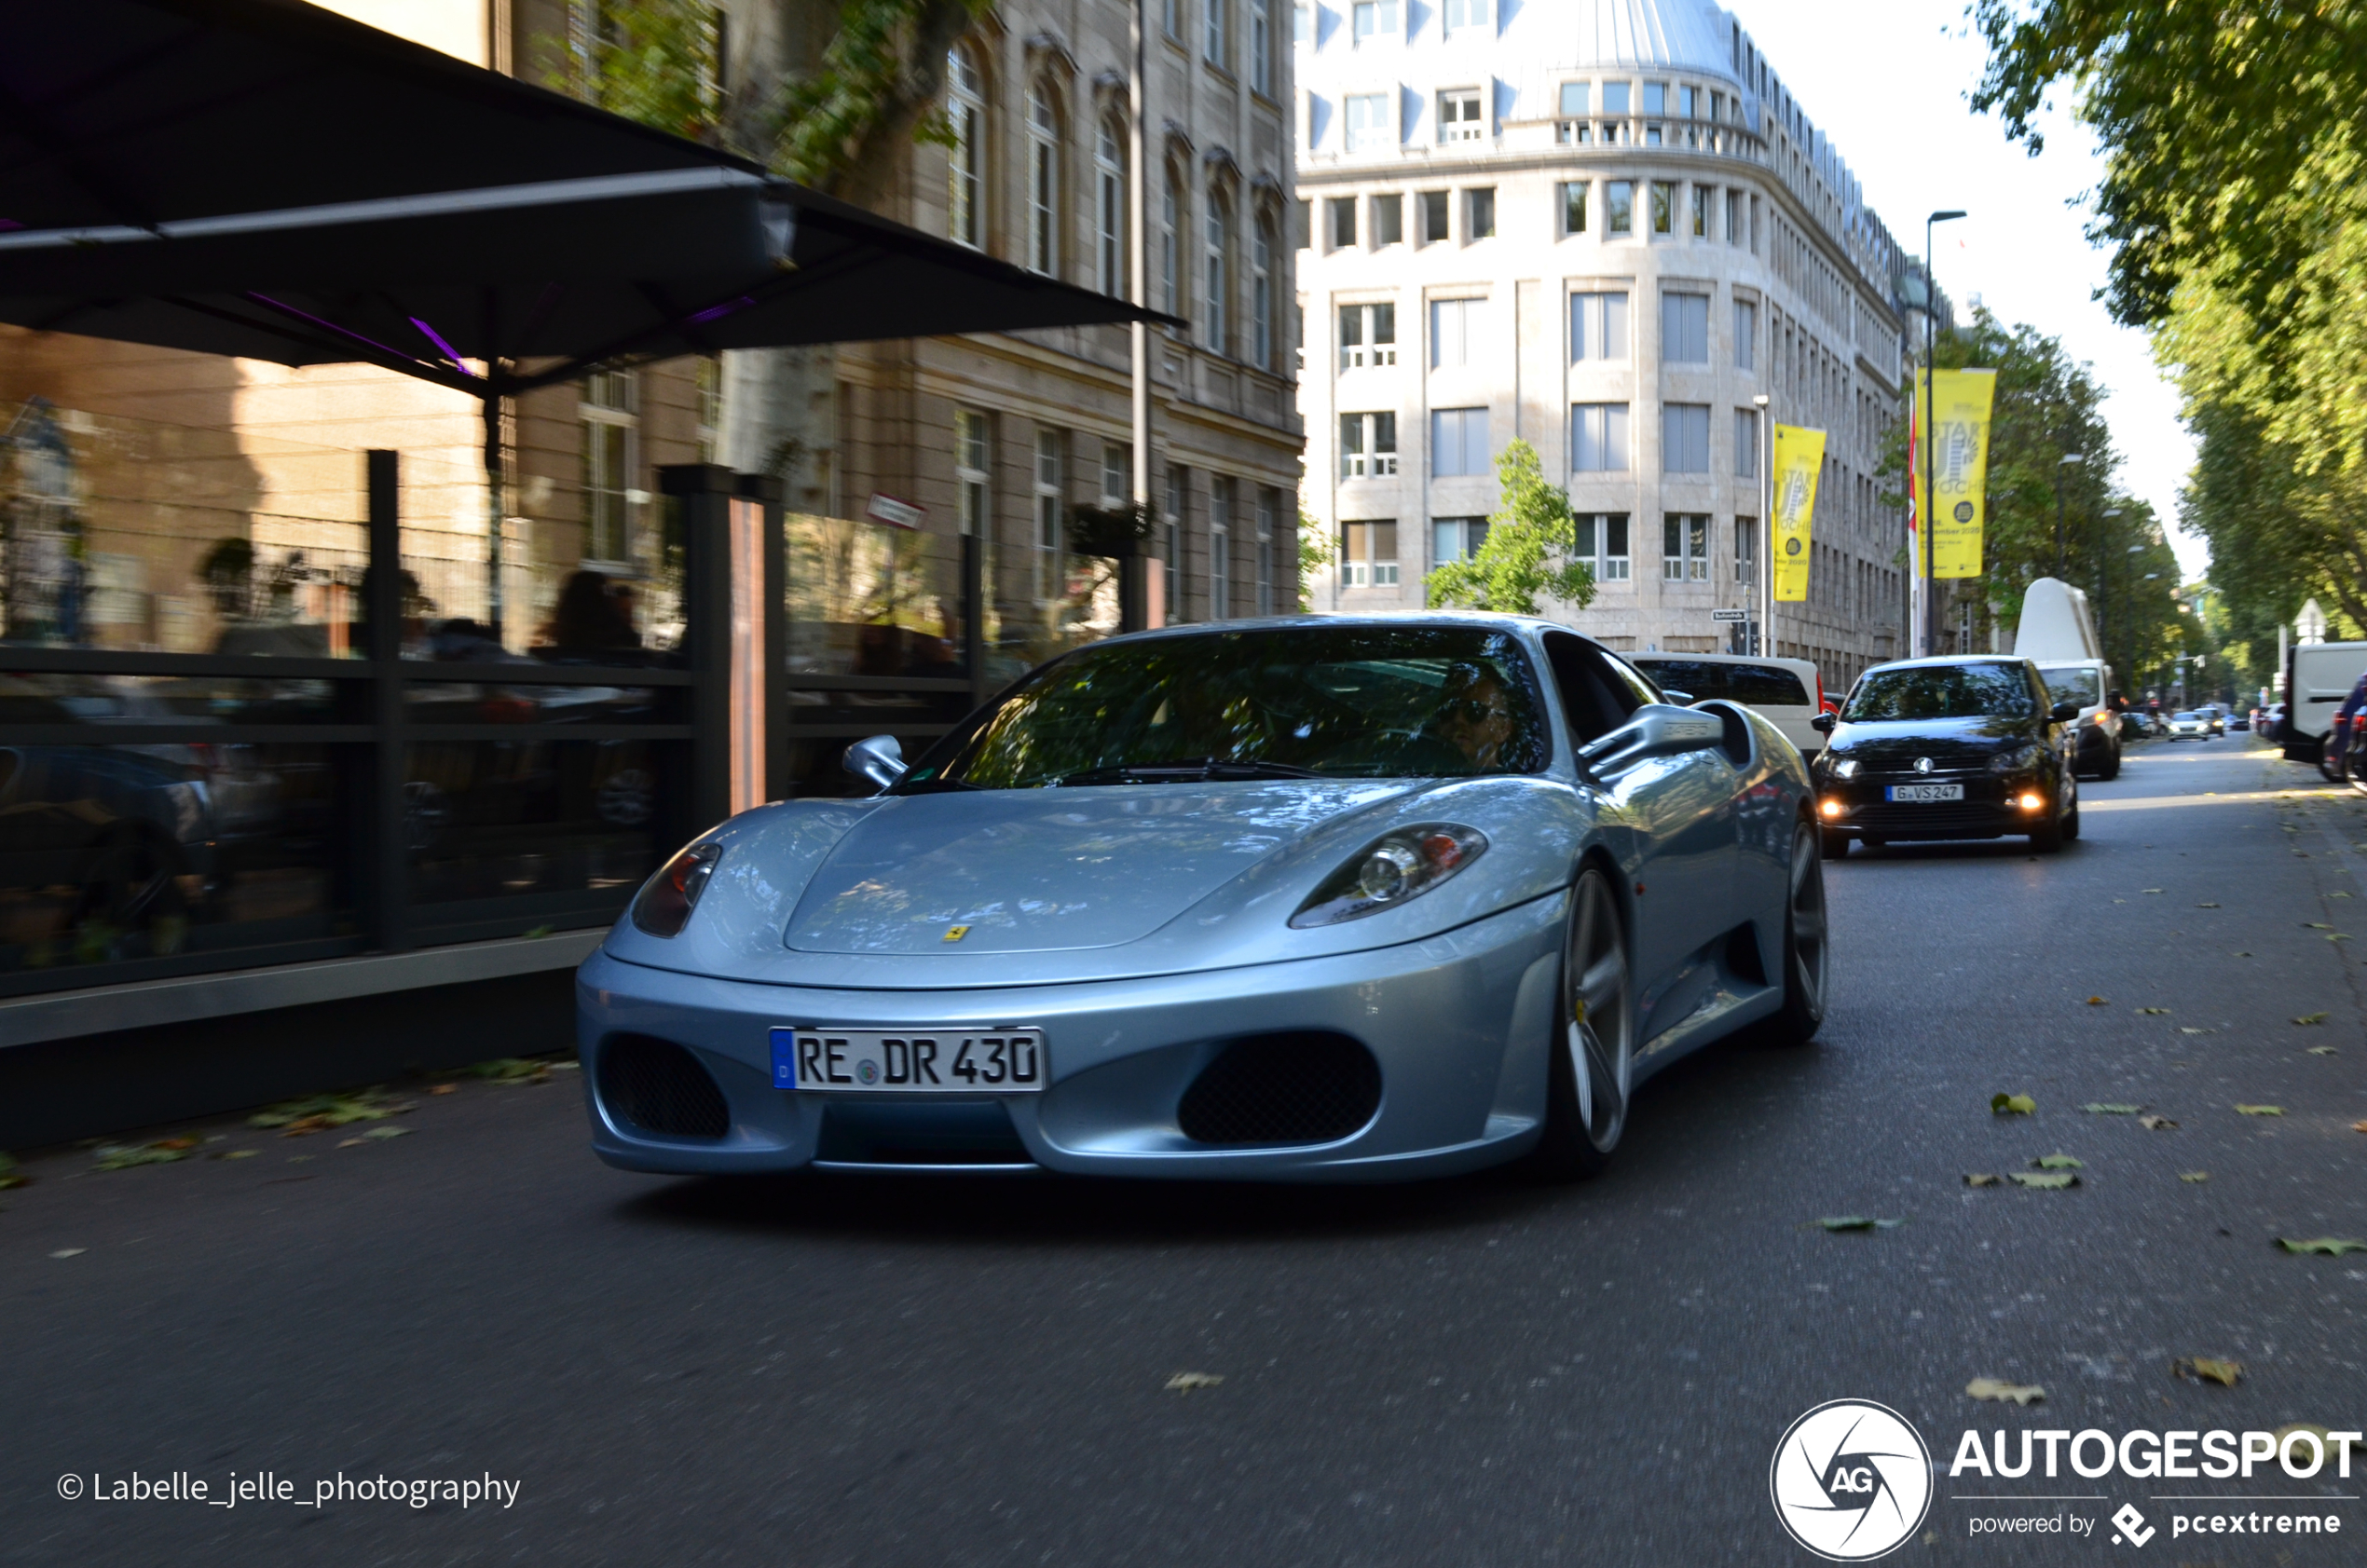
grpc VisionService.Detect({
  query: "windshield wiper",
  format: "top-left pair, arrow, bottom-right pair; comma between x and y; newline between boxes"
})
1058,757 -> 1324,786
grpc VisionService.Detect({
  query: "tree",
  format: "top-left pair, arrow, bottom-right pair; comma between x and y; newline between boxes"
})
1425,440 -> 1596,617
1295,503 -> 1333,612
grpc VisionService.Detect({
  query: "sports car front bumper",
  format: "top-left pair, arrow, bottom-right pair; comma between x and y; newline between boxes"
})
577,890 -> 1567,1182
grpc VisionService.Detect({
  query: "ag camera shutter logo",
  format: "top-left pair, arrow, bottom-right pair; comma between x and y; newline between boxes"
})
1770,1399 -> 1934,1561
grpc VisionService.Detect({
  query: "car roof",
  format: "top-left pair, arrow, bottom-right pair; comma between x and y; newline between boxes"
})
1631,650 -> 1817,672
1089,611 -> 1594,648
1857,654 -> 2035,673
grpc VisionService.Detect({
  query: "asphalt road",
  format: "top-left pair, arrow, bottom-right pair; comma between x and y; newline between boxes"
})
6,735 -> 2364,1566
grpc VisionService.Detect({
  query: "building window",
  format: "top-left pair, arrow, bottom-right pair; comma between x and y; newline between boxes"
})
1096,118 -> 1126,294
581,370 -> 636,563
1735,408 -> 1759,478
1164,464 -> 1186,619
1026,89 -> 1060,275
1583,512 -> 1630,579
1418,189 -> 1450,242
1438,89 -> 1484,142
1340,412 -> 1399,478
1350,0 -> 1396,45
1293,197 -> 1311,249
1662,403 -> 1710,472
1691,184 -> 1709,237
1605,179 -> 1634,235
1342,520 -> 1399,587
1209,477 -> 1233,617
1252,216 -> 1274,368
1328,195 -> 1357,248
1033,429 -> 1064,596
1642,81 -> 1666,117
1204,191 -> 1231,352
1443,0 -> 1489,33
1433,516 -> 1488,566
1466,187 -> 1496,239
1679,85 -> 1699,118
1206,0 -> 1226,66
1602,81 -> 1630,116
1570,291 -> 1629,361
1162,170 -> 1183,326
1734,299 -> 1757,371
1725,188 -> 1743,246
1559,81 -> 1590,121
1430,407 -> 1489,476
1165,0 -> 1180,38
955,409 -> 992,537
1559,180 -> 1588,236
1255,488 -> 1277,615
946,46 -> 984,249
1293,1 -> 1310,46
1251,0 -> 1271,92
1662,293 -> 1708,362
1570,403 -> 1630,471
1734,515 -> 1757,584
1372,192 -> 1402,245
1649,180 -> 1675,235
1662,513 -> 1709,580
1338,302 -> 1396,369
694,356 -> 721,462
1101,439 -> 1133,504
1346,92 -> 1389,152
1430,295 -> 1479,367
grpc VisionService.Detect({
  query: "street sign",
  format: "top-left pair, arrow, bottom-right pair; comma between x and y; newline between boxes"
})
866,493 -> 926,530
2297,597 -> 2327,645
1711,607 -> 1749,622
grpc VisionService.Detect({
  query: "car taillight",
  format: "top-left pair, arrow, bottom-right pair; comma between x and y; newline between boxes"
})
632,841 -> 724,937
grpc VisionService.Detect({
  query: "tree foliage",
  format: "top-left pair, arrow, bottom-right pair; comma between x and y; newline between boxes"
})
771,0 -> 995,198
1425,440 -> 1596,617
1296,503 -> 1334,612
539,1 -> 725,143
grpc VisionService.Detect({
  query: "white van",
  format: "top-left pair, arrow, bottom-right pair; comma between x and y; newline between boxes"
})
2014,578 -> 2123,780
2281,641 -> 2367,763
1629,652 -> 1827,759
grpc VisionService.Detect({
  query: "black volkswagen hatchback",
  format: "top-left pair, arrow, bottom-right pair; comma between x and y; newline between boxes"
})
1808,656 -> 2081,856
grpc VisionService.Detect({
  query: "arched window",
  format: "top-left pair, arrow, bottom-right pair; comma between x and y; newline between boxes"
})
1096,117 -> 1126,296
946,47 -> 983,249
1252,213 -> 1274,369
1162,164 -> 1184,335
1026,87 -> 1060,276
1204,188 -> 1231,353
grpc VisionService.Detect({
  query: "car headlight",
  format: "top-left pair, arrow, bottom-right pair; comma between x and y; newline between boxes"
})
1290,825 -> 1488,929
1828,758 -> 1861,781
632,840 -> 724,937
1988,744 -> 2043,775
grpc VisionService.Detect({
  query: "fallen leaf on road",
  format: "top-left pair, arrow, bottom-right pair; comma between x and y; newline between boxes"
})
2273,1425 -> 2360,1466
2278,1238 -> 2367,1256
358,1125 -> 408,1140
2086,996 -> 2109,1006
2305,922 -> 2334,929
2293,1013 -> 2330,1025
1165,1372 -> 1224,1393
465,1057 -> 554,1085
2143,889 -> 2164,894
206,1148 -> 258,1161
2081,1104 -> 2142,1114
2173,1357 -> 2243,1387
2196,902 -> 2221,907
1991,1093 -> 2037,1115
2334,891 -> 2355,898
2032,1153 -> 2085,1169
2354,1121 -> 2367,1134
2327,934 -> 2352,942
249,1093 -> 410,1132
2180,1028 -> 2216,1035
428,1084 -> 457,1096
1964,1174 -> 2001,1187
92,1140 -> 191,1170
2011,1172 -> 2079,1189
523,923 -> 554,939
2180,1172 -> 2209,1182
48,1248 -> 84,1259
2137,1006 -> 2171,1015
2235,1105 -> 2285,1116
1966,1378 -> 2046,1405
2307,1045 -> 2338,1056
1815,1216 -> 1906,1231
336,1137 -> 364,1149
2233,951 -> 2254,957
0,1152 -> 25,1190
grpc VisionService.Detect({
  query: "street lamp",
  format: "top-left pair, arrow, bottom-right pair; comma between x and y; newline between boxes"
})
1922,210 -> 1966,657
2055,452 -> 2086,578
1754,392 -> 1772,657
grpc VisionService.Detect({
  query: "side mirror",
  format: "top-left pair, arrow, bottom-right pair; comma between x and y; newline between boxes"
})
1658,688 -> 1696,705
842,734 -> 907,794
2050,701 -> 2079,723
1811,713 -> 1838,734
1579,702 -> 1728,774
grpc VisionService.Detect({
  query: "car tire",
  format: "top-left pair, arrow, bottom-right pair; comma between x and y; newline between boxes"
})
1523,866 -> 1635,1183
2030,791 -> 2067,852
2064,791 -> 2081,840
1821,829 -> 1850,860
2096,748 -> 2121,782
1756,822 -> 1829,1048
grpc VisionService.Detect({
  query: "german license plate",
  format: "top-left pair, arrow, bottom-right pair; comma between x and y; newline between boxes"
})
770,1028 -> 1046,1093
1885,783 -> 1964,802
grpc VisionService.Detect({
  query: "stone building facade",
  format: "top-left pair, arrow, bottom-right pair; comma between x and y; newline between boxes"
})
1293,0 -> 1910,687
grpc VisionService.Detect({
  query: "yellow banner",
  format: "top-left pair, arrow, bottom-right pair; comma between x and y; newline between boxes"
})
1929,368 -> 1998,579
1772,424 -> 1826,603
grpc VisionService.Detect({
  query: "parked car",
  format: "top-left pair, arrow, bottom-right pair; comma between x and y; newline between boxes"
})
2166,711 -> 2213,740
1628,652 -> 1826,758
2033,661 -> 2123,781
2231,710 -> 2252,732
580,616 -> 1829,1184
1808,655 -> 2081,854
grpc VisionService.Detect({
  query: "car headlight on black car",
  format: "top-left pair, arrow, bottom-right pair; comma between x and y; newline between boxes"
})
1988,744 -> 2043,775
632,840 -> 724,937
1291,825 -> 1488,929
1828,758 -> 1861,781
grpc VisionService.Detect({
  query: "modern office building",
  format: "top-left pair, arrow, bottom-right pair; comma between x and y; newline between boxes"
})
1293,0 -> 1913,680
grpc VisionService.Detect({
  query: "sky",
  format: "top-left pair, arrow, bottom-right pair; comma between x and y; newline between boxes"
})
1719,0 -> 2208,577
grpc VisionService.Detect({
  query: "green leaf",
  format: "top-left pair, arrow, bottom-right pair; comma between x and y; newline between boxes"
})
2032,1153 -> 2085,1169
2233,1104 -> 2284,1116
2175,1357 -> 2243,1387
1991,1093 -> 2036,1115
2179,1171 -> 2209,1182
2009,1171 -> 2078,1189
2081,1103 -> 2142,1114
2292,1012 -> 2330,1025
2306,1044 -> 2338,1056
1965,1378 -> 2045,1406
2277,1237 -> 2367,1256
1963,1173 -> 2002,1187
2136,1006 -> 2170,1015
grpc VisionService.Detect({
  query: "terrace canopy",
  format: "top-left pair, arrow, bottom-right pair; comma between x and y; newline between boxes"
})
0,0 -> 1170,396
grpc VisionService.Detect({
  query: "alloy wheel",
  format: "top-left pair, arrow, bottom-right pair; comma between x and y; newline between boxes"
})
1567,872 -> 1634,1153
1788,825 -> 1829,1021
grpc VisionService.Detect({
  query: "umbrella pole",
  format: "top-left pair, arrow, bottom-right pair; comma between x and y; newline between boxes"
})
482,386 -> 505,645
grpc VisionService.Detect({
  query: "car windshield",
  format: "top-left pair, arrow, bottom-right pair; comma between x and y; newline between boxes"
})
1633,659 -> 1810,706
1841,663 -> 2035,722
2175,712 -> 2199,721
2036,665 -> 2101,709
904,626 -> 1553,789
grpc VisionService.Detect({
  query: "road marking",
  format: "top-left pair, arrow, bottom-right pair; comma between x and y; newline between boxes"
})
2085,788 -> 2345,813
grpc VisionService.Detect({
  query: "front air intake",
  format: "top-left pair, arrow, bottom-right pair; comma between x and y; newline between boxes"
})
597,1034 -> 731,1140
1176,1032 -> 1382,1147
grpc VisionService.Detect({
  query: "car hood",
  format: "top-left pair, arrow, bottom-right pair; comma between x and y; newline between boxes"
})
780,784 -> 1402,955
595,775 -> 1596,989
1823,716 -> 2029,770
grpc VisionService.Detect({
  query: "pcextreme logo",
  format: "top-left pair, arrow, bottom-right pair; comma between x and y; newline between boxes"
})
1771,1399 -> 1935,1561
